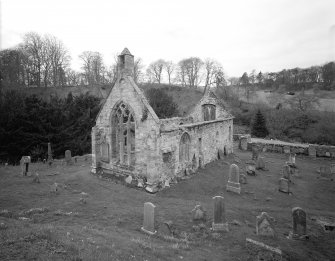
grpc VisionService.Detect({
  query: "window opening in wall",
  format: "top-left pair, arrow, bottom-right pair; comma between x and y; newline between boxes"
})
111,102 -> 136,166
202,104 -> 216,121
179,133 -> 191,163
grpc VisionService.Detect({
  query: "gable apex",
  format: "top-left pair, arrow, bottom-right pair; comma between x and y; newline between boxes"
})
121,48 -> 133,56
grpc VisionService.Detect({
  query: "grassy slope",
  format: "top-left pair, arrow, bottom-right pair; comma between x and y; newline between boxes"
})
0,144 -> 335,260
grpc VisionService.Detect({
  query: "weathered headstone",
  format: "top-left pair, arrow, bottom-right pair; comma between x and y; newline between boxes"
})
191,204 -> 207,222
246,164 -> 256,176
137,179 -> 144,188
325,151 -> 331,157
141,202 -> 157,235
292,207 -> 307,237
256,157 -> 265,170
212,196 -> 228,231
256,212 -> 276,237
282,164 -> 291,181
47,142 -> 53,164
226,164 -> 241,194
125,175 -> 133,184
240,173 -> 247,184
331,164 -> 335,174
33,172 -> 40,183
20,156 -> 31,176
65,150 -> 72,165
278,178 -> 290,194
164,179 -> 170,187
283,146 -> 290,154
289,153 -> 296,164
252,145 -> 260,160
308,145 -> 316,158
239,136 -> 248,151
320,166 -> 332,179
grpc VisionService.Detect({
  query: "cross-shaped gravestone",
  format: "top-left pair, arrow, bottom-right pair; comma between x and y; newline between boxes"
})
226,164 -> 241,194
212,196 -> 228,231
292,207 -> 306,237
141,202 -> 157,235
256,212 -> 275,237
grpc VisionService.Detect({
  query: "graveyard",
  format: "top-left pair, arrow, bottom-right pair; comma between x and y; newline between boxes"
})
0,142 -> 335,261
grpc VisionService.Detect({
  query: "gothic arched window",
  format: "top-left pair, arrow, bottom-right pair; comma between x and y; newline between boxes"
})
111,102 -> 135,165
179,133 -> 191,162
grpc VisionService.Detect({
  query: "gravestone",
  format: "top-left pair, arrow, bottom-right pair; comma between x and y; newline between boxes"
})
191,204 -> 207,222
20,156 -> 31,176
278,178 -> 290,194
292,207 -> 307,237
256,157 -> 265,170
283,146 -> 290,154
212,196 -> 228,231
137,179 -> 144,188
239,136 -> 248,151
141,202 -> 157,235
47,142 -> 53,163
256,212 -> 275,237
246,164 -> 256,176
331,164 -> 335,174
252,145 -> 260,160
226,164 -> 241,194
125,175 -> 133,184
320,166 -> 332,179
240,173 -> 247,184
282,164 -> 291,181
289,153 -> 296,164
65,150 -> 72,165
33,172 -> 40,183
308,145 -> 316,158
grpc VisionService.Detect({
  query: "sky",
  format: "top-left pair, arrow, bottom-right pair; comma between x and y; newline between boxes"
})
1,0 -> 335,77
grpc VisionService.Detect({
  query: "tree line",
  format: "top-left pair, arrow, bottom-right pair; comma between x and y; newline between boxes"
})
1,31 -> 335,91
234,63 -> 335,90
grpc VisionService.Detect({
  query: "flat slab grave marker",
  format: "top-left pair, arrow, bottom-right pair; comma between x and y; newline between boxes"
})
278,178 -> 291,194
65,150 -> 72,165
212,196 -> 229,232
141,202 -> 157,235
291,207 -> 307,238
226,164 -> 241,194
246,238 -> 282,261
20,156 -> 31,176
256,212 -> 276,237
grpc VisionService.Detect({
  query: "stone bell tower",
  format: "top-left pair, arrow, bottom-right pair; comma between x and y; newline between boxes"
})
117,48 -> 134,78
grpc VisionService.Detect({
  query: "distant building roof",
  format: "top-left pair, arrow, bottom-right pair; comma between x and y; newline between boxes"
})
120,48 -> 133,56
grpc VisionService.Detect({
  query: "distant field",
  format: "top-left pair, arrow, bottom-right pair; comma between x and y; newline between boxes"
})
0,143 -> 334,260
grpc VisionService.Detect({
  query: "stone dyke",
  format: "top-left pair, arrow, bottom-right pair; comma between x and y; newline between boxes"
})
236,136 -> 335,159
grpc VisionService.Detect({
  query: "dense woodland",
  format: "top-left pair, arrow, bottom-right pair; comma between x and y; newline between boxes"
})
0,91 -> 101,164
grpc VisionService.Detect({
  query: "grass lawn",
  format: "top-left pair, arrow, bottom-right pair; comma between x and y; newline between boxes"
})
0,143 -> 334,260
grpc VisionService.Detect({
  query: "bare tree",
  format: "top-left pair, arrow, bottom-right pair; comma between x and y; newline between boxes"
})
146,59 -> 165,84
164,60 -> 175,85
134,57 -> 144,83
79,51 -> 105,85
178,57 -> 203,88
203,58 -> 225,93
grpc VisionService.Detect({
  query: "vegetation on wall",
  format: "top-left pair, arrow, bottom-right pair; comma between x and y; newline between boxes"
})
0,91 -> 101,164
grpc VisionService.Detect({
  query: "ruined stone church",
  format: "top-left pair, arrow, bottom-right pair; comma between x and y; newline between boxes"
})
91,48 -> 234,186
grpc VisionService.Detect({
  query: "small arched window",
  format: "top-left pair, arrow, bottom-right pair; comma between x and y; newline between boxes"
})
179,133 -> 191,162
